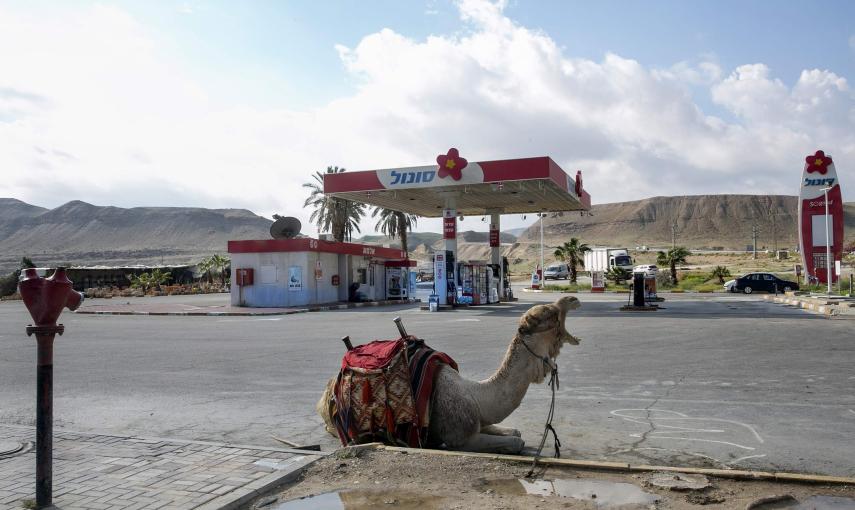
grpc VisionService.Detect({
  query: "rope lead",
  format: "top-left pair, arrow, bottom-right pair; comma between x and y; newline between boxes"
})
526,362 -> 561,478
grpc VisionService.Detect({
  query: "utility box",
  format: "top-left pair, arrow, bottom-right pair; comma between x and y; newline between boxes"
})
236,268 -> 254,286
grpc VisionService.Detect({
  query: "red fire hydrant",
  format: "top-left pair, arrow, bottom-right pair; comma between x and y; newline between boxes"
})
18,267 -> 83,509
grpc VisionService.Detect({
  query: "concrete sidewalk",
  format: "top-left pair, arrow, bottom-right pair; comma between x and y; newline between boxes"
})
0,425 -> 326,510
74,298 -> 419,316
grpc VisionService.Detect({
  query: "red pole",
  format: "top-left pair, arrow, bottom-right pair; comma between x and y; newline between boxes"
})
27,325 -> 63,509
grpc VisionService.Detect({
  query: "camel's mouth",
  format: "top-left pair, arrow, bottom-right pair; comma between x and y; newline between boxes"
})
555,296 -> 581,345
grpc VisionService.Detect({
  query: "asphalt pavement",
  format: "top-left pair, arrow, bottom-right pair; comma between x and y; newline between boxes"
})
1,291 -> 853,477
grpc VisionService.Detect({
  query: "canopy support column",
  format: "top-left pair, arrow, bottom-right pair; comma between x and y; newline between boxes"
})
439,193 -> 458,305
489,210 -> 504,301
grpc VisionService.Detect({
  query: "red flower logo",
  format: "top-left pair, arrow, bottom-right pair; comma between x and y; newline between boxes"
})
437,148 -> 468,181
806,150 -> 832,175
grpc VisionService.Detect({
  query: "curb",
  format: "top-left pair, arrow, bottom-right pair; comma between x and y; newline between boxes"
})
763,295 -> 841,318
195,455 -> 320,510
74,299 -> 420,317
520,289 -> 721,295
375,445 -> 855,486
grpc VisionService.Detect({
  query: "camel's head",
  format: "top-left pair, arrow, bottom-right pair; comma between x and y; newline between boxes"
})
516,296 -> 581,360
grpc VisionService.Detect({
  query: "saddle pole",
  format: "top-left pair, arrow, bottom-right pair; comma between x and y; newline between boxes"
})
393,317 -> 408,338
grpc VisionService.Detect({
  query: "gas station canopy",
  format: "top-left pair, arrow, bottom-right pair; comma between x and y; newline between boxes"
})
323,152 -> 591,217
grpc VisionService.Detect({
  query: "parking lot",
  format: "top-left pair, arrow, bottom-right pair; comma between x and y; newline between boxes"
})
1,292 -> 853,477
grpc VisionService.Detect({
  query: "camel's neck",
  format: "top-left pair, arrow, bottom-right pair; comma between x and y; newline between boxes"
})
474,338 -> 548,425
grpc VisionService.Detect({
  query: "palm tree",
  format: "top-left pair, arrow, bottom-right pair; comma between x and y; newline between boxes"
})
303,166 -> 366,242
657,247 -> 691,285
150,268 -> 172,291
209,254 -> 230,287
129,269 -> 172,293
198,257 -> 214,284
372,207 -> 418,253
553,238 -> 590,284
710,265 -> 731,284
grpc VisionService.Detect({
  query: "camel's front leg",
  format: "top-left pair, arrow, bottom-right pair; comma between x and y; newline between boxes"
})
457,433 -> 525,454
480,424 -> 521,437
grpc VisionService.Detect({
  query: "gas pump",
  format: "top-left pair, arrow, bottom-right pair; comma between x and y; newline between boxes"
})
433,250 -> 456,305
385,266 -> 407,299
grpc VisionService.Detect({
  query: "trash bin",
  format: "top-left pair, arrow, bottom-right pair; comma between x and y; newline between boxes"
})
428,294 -> 439,312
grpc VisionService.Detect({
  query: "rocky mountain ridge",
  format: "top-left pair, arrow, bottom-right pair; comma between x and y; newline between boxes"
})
0,198 -> 272,272
519,194 -> 855,251
2,195 -> 852,273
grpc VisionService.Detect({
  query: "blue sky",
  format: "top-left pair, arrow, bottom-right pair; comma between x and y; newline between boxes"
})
101,0 -> 855,111
1,0 -> 854,234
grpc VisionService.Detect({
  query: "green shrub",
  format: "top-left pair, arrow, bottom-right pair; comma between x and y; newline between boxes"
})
542,283 -> 591,292
0,270 -> 21,297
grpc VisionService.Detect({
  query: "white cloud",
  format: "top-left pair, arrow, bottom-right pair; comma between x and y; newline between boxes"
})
1,0 -> 853,238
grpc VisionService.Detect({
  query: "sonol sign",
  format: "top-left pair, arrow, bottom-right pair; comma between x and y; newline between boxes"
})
443,209 -> 456,240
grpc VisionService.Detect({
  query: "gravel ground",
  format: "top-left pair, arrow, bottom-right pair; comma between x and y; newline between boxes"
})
252,449 -> 855,510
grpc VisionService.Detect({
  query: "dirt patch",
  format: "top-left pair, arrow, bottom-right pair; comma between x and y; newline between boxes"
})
251,449 -> 855,509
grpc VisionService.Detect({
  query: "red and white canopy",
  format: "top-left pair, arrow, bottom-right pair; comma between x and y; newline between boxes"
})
323,149 -> 591,217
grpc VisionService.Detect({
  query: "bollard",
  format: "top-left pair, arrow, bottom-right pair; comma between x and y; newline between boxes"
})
18,268 -> 83,509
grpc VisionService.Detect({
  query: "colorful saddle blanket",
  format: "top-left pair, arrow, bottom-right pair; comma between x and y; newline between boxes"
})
332,338 -> 457,448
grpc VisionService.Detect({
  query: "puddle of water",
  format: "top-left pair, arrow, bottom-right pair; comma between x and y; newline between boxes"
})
795,496 -> 855,510
272,490 -> 442,510
273,492 -> 342,510
481,478 -> 660,507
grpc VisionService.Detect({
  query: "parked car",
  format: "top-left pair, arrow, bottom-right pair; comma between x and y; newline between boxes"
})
633,264 -> 658,277
726,273 -> 799,294
544,263 -> 569,280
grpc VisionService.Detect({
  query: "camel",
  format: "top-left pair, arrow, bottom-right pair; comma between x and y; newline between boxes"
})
317,296 -> 581,454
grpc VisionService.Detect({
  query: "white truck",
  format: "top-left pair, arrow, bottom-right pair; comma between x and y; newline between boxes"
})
584,248 -> 634,273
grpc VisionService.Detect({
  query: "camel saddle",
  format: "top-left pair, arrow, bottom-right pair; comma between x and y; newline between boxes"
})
331,337 -> 457,448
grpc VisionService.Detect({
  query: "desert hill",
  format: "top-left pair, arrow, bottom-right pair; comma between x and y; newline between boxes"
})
518,194 -> 855,251
2,195 -> 852,274
0,199 -> 272,272
410,195 -> 854,268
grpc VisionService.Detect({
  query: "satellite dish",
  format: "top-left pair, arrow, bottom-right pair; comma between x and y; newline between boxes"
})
270,217 -> 301,239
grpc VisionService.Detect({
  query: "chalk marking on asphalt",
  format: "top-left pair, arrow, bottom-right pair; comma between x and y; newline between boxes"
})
452,318 -> 481,322
611,409 -> 765,443
726,454 -> 767,466
849,409 -> 855,416
638,436 -> 756,450
645,427 -> 727,434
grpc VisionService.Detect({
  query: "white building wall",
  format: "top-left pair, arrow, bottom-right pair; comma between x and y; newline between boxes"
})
230,251 -> 392,308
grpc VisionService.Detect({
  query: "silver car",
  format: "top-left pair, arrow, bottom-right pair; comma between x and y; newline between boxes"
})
544,263 -> 569,280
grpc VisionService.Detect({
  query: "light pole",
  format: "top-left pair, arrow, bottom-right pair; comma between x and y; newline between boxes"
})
821,186 -> 832,295
539,213 -> 545,279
